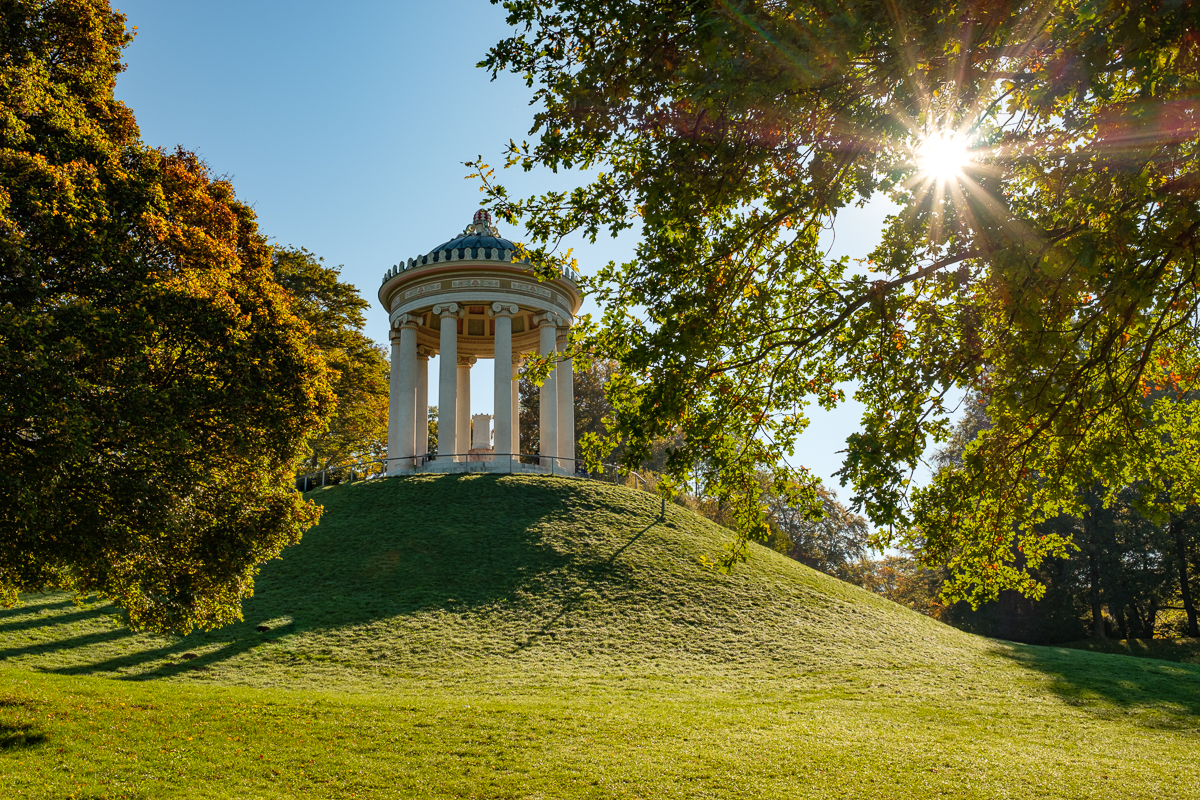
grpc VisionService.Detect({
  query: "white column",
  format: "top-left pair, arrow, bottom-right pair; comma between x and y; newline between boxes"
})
387,325 -> 403,475
433,303 -> 461,462
416,347 -> 431,460
457,355 -> 475,461
490,303 -> 517,459
536,313 -> 559,470
511,354 -> 523,456
556,327 -> 574,471
395,316 -> 419,470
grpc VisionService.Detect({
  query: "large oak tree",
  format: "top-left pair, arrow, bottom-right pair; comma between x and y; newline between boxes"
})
272,247 -> 389,474
0,0 -> 333,632
478,0 -> 1200,605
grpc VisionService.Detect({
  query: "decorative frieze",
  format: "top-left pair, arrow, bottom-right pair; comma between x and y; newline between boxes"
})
452,278 -> 500,289
406,282 -> 443,299
510,280 -> 553,299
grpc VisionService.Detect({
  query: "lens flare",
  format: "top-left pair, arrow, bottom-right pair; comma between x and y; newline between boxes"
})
916,132 -> 972,181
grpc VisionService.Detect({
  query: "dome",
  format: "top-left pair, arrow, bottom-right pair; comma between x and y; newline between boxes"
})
428,231 -> 517,254
381,209 -> 584,289
427,210 -> 514,256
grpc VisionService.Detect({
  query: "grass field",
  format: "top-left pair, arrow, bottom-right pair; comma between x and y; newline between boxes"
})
1062,635 -> 1200,664
2,474 -> 1198,798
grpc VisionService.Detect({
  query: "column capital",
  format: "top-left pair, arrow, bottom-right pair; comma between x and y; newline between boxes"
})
532,310 -> 567,328
432,302 -> 465,318
416,345 -> 435,361
457,354 -> 478,367
394,312 -> 422,330
488,302 -> 520,318
512,352 -> 526,366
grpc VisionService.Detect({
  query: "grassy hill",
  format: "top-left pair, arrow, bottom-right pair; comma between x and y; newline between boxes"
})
1,474 -> 973,686
2,475 -> 1199,799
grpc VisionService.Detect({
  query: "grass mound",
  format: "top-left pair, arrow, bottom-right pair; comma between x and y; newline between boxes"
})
2,475 -> 1199,798
1,474 -> 965,687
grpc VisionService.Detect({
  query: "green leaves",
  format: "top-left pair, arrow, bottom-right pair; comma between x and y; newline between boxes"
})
272,247 -> 389,473
0,2 -> 333,633
479,0 -> 1200,600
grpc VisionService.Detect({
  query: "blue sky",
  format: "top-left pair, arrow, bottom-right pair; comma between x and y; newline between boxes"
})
113,0 -> 909,491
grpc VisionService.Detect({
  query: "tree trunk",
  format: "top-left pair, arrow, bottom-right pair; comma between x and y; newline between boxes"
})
1085,504 -> 1106,639
1113,602 -> 1129,641
1127,601 -> 1145,640
1171,513 -> 1200,638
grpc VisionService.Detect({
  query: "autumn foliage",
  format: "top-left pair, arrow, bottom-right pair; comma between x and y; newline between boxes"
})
0,0 -> 332,631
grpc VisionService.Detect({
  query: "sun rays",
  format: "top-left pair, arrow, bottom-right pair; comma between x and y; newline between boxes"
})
915,130 -> 973,182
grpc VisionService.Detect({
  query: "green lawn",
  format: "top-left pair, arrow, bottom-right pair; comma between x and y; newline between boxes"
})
1062,636 -> 1200,665
2,475 -> 1198,798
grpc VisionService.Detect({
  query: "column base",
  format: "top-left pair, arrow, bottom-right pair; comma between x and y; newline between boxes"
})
402,457 -> 569,476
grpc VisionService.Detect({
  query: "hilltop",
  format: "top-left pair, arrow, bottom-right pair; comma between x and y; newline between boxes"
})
2,474 -> 967,687
2,475 -> 1198,799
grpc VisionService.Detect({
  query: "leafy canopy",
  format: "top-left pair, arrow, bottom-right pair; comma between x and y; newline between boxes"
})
0,0 -> 333,632
273,247 -> 389,473
478,0 -> 1200,604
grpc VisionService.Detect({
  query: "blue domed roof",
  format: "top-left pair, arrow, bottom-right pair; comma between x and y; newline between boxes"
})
426,210 -> 515,256
382,211 -> 562,288
428,231 -> 517,255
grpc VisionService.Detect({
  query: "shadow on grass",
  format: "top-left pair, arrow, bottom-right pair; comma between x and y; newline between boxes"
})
41,622 -> 298,681
0,606 -> 112,635
0,628 -> 134,661
0,697 -> 48,749
513,517 -> 659,651
259,473 -> 573,618
993,641 -> 1200,725
10,474 -> 583,676
506,515 -> 657,652
1058,637 -> 1200,665
0,597 -> 76,620
0,722 -> 48,750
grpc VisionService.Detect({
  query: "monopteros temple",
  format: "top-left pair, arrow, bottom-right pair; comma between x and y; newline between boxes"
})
378,211 -> 582,474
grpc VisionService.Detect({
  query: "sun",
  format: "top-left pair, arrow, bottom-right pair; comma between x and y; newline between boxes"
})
915,131 -> 972,181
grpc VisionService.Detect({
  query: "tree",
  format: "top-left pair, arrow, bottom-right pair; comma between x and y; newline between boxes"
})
573,356 -> 620,458
518,370 -> 540,458
849,552 -> 947,619
521,355 -> 633,463
477,0 -> 1200,603
916,387 -> 1200,642
0,1 -> 332,633
1169,507 -> 1200,638
1119,394 -> 1200,638
765,485 -> 871,582
272,247 -> 389,473
527,355 -> 689,474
